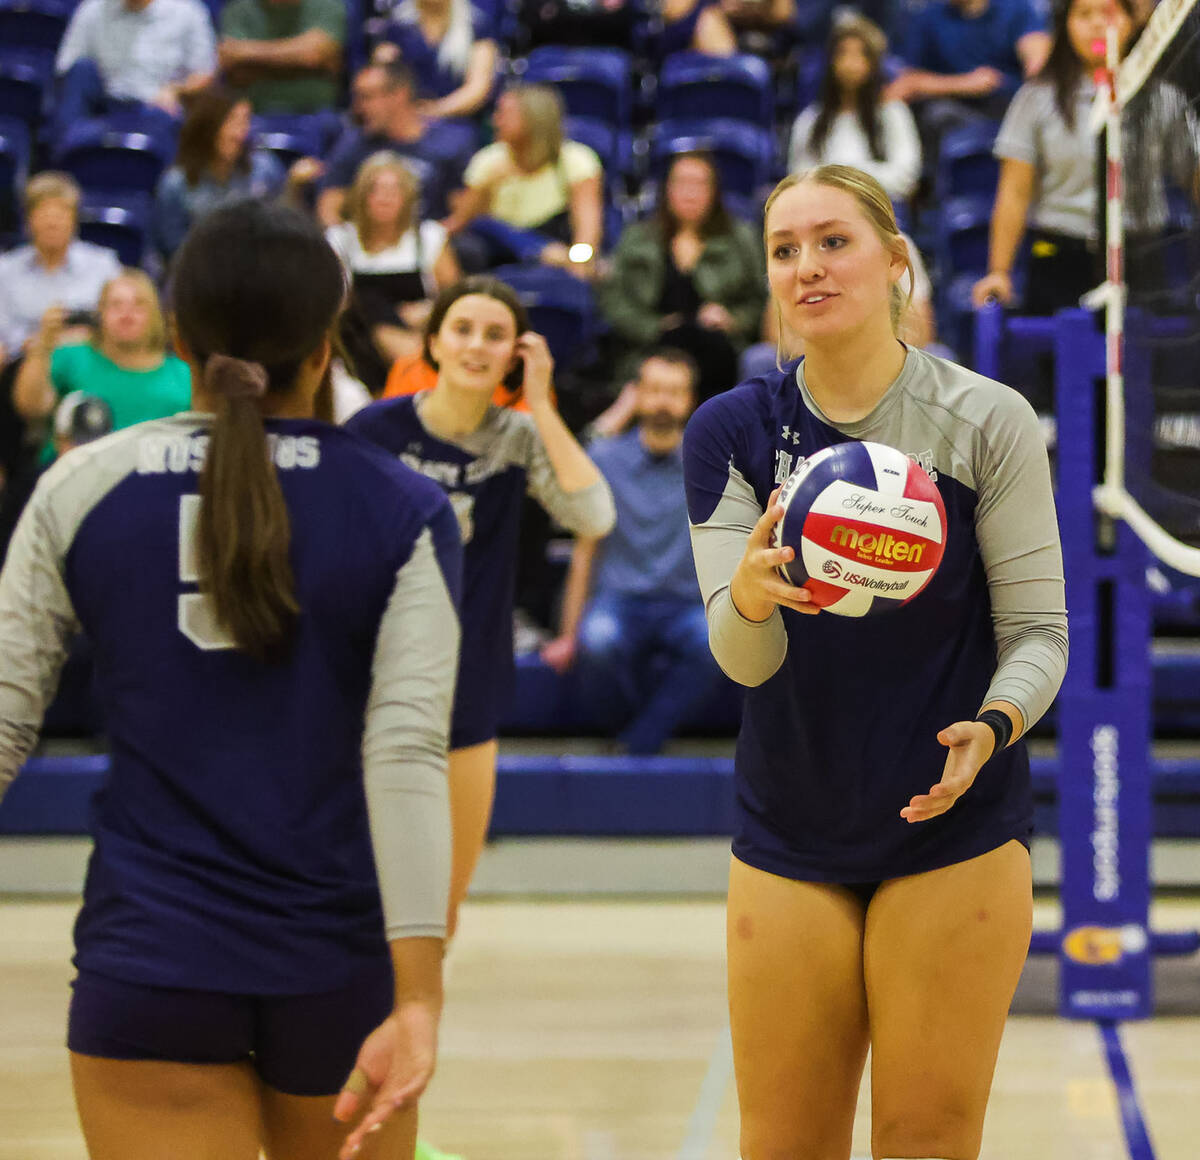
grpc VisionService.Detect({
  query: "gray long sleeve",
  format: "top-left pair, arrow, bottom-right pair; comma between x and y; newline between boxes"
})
521,419 -> 616,539
362,528 -> 459,941
0,474 -> 80,798
689,463 -> 787,687
971,390 -> 1069,733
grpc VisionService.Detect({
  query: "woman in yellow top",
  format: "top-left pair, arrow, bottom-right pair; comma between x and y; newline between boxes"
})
445,84 -> 604,275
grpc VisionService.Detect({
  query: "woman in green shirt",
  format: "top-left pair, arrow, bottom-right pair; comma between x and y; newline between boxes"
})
14,269 -> 192,459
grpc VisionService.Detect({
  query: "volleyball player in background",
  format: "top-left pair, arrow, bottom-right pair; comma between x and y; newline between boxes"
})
683,165 -> 1068,1160
347,277 -> 616,944
0,200 -> 462,1160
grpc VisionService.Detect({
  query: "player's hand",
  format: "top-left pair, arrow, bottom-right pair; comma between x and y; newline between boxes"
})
971,271 -> 1013,308
900,720 -> 996,823
730,486 -> 818,621
541,635 -> 577,674
515,331 -> 554,409
334,1001 -> 440,1159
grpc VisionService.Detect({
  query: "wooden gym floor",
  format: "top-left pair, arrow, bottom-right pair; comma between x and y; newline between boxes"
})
2,894 -> 1198,1160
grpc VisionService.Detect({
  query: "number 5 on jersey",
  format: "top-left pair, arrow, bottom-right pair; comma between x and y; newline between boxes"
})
177,495 -> 237,650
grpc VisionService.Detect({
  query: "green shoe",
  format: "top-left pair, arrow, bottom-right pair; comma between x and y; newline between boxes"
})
414,1140 -> 465,1160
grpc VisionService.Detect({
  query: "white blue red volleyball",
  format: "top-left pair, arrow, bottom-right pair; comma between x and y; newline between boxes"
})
772,441 -> 947,618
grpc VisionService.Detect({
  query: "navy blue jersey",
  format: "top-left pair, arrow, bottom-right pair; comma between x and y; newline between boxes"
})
0,414 -> 462,993
685,352 -> 1067,882
346,395 -> 615,748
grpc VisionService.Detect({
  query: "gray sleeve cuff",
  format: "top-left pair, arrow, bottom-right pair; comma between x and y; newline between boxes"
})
706,586 -> 787,688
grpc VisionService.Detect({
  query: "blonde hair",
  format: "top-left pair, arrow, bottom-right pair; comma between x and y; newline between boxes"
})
763,165 -> 915,365
344,152 -> 421,241
508,84 -> 564,171
96,269 -> 168,353
393,0 -> 475,76
24,171 -> 81,218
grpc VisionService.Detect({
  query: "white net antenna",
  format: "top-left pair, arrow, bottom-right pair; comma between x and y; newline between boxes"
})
1091,0 -> 1200,574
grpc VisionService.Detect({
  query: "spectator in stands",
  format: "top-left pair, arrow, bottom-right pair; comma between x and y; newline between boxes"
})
53,0 -> 216,140
315,61 -> 466,225
659,0 -> 738,58
327,152 -> 461,393
542,348 -> 723,755
446,84 -> 604,274
13,269 -> 191,460
153,88 -> 312,258
599,151 -> 765,401
788,16 -> 922,210
377,0 -> 498,122
719,0 -> 796,55
888,0 -> 1051,143
218,0 -> 345,114
971,0 -> 1142,314
0,173 -> 122,369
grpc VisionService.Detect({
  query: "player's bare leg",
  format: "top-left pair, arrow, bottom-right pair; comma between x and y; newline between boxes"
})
866,840 -> 1032,1160
446,739 -> 498,941
727,855 -> 870,1160
70,1055 -> 261,1160
261,1088 -> 417,1160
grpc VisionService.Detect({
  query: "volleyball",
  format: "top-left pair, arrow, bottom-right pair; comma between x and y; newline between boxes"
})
772,441 -> 947,618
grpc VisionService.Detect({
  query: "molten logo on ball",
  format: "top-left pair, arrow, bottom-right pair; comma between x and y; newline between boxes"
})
772,441 -> 948,618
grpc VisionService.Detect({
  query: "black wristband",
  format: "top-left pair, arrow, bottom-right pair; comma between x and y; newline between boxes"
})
975,709 -> 1014,758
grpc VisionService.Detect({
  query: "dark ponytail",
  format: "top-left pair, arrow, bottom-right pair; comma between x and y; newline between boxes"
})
170,200 -> 345,661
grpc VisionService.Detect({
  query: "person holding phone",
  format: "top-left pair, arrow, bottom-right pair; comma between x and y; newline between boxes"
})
13,269 -> 192,464
346,276 -> 616,945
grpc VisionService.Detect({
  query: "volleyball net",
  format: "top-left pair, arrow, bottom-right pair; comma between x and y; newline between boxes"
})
1092,0 -> 1200,572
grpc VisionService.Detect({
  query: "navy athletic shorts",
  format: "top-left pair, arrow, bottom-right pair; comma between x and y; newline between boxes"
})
67,957 -> 394,1096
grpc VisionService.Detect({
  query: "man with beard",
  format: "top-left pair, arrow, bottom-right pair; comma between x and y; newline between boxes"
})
541,348 -> 727,754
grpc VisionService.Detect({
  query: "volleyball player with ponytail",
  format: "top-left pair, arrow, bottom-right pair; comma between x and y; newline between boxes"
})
0,200 -> 462,1160
685,166 -> 1067,1160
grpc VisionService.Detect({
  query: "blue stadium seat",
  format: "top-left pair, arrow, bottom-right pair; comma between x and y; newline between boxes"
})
650,118 -> 777,199
935,120 -> 1001,201
343,0 -> 370,75
198,0 -> 223,31
520,46 -> 632,131
0,118 -> 30,235
656,52 -> 772,127
250,114 -> 327,169
253,110 -> 341,153
77,199 -> 150,267
563,114 -> 634,182
938,272 -> 982,366
489,264 -> 598,370
0,59 -> 46,133
0,0 -> 71,81
936,193 -> 992,278
52,121 -> 173,199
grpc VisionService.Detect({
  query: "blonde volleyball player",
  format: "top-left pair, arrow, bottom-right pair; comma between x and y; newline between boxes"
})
682,165 -> 1068,1160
